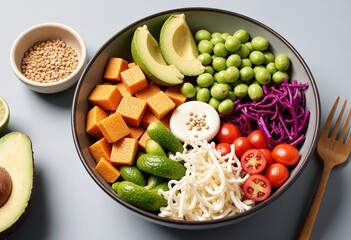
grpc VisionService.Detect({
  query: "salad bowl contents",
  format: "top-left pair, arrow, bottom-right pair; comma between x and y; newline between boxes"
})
72,8 -> 320,229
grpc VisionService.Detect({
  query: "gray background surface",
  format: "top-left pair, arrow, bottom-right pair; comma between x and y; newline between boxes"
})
1,0 -> 350,239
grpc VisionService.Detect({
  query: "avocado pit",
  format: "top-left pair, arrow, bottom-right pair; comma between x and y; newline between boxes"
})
0,166 -> 12,207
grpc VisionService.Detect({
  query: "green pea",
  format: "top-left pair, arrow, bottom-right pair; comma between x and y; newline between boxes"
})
272,71 -> 289,84
226,91 -> 236,101
274,53 -> 290,71
248,83 -> 263,101
218,99 -> 235,115
213,43 -> 228,57
245,42 -> 254,52
240,66 -> 254,82
251,36 -> 269,51
195,30 -> 211,42
221,32 -> 232,40
226,54 -> 241,68
234,83 -> 249,98
196,88 -> 211,102
197,73 -> 214,87
253,65 -> 266,73
255,68 -> 271,85
263,51 -> 275,65
210,84 -> 229,99
180,82 -> 197,98
249,51 -> 265,66
212,57 -> 227,71
211,32 -> 221,38
224,36 -> 241,52
197,53 -> 212,65
204,66 -> 215,75
208,97 -> 221,110
224,66 -> 240,83
235,44 -> 251,58
266,62 -> 278,75
240,58 -> 252,68
233,29 -> 250,43
210,36 -> 225,45
214,70 -> 227,83
198,40 -> 213,54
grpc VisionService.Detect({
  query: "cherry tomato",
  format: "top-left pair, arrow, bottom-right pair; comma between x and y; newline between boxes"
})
265,163 -> 290,188
215,123 -> 242,144
247,130 -> 268,149
242,174 -> 272,202
272,143 -> 300,166
233,136 -> 252,158
215,142 -> 231,156
259,149 -> 274,166
240,149 -> 267,174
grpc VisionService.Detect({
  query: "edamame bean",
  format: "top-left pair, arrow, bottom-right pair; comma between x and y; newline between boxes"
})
272,71 -> 289,84
240,58 -> 252,68
210,36 -> 225,45
233,29 -> 250,43
224,66 -> 240,83
214,70 -> 227,83
213,43 -> 228,57
212,57 -> 227,71
226,54 -> 241,68
195,29 -> 211,42
263,52 -> 275,65
225,36 -> 241,52
226,91 -> 236,101
249,51 -> 265,66
235,44 -> 251,58
197,73 -> 214,87
196,88 -> 211,102
210,84 -> 229,99
234,83 -> 249,98
197,53 -> 212,65
266,62 -> 278,75
208,97 -> 221,110
251,36 -> 269,51
221,32 -> 232,40
255,68 -> 271,85
218,99 -> 235,115
245,42 -> 254,52
198,40 -> 213,54
180,82 -> 197,98
248,83 -> 263,101
274,53 -> 290,71
204,66 -> 215,75
240,66 -> 254,81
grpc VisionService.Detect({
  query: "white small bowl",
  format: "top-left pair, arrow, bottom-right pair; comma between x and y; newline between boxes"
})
10,22 -> 87,94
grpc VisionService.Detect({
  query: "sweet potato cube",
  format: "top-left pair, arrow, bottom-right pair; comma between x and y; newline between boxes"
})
138,131 -> 150,150
95,157 -> 121,183
110,138 -> 138,165
128,62 -> 136,68
88,138 -> 111,163
165,85 -> 187,107
117,96 -> 148,127
97,112 -> 130,143
121,65 -> 148,94
86,106 -> 108,139
135,84 -> 161,100
146,91 -> 176,119
103,57 -> 129,81
115,82 -> 132,97
88,85 -> 122,111
127,126 -> 144,139
140,111 -> 159,129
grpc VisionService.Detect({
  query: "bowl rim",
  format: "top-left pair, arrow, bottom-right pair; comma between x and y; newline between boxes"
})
72,7 -> 321,227
10,22 -> 87,88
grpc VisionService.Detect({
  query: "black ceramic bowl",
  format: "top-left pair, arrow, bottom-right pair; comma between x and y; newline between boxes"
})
72,7 -> 320,229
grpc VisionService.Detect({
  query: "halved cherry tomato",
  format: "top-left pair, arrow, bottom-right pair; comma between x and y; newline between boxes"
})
265,163 -> 290,188
240,149 -> 267,174
215,142 -> 231,156
272,143 -> 300,166
215,123 -> 242,144
247,130 -> 268,149
242,174 -> 272,202
259,148 -> 274,166
233,136 -> 252,158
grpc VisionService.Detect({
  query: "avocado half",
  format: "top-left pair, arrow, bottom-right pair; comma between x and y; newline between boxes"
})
131,25 -> 184,86
160,13 -> 205,76
0,132 -> 34,237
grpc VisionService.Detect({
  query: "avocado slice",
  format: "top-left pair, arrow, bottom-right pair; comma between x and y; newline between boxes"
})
0,132 -> 34,237
131,25 -> 184,86
160,13 -> 205,76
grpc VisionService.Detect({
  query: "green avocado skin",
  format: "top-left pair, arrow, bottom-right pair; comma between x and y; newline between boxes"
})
136,154 -> 185,180
117,181 -> 167,212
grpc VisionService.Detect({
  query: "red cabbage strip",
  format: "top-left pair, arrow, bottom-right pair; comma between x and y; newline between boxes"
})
222,80 -> 310,149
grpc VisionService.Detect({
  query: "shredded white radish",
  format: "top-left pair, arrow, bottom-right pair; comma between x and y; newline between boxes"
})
158,140 -> 255,221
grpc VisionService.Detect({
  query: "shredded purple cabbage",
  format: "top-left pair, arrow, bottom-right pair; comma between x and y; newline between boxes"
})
222,80 -> 310,149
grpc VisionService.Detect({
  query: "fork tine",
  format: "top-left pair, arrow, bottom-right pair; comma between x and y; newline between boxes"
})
321,96 -> 340,138
339,106 -> 351,143
330,99 -> 347,139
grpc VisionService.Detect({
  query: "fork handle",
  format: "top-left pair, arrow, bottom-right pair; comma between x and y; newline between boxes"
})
298,164 -> 333,240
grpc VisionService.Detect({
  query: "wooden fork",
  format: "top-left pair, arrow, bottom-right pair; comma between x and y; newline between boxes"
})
298,96 -> 351,240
